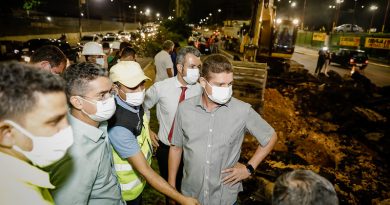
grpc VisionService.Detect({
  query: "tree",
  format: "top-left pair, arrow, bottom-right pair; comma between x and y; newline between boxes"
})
170,0 -> 191,19
23,0 -> 41,16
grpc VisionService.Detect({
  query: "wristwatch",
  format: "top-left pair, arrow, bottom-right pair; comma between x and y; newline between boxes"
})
246,164 -> 255,175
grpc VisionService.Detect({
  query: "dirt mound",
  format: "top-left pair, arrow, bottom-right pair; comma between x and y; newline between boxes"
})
239,87 -> 390,205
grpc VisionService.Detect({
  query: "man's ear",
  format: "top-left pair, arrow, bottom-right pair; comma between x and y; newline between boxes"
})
69,96 -> 83,110
199,77 -> 206,88
38,61 -> 51,71
0,122 -> 16,148
177,64 -> 184,74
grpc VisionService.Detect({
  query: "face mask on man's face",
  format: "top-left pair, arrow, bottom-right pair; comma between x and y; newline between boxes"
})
204,80 -> 233,105
4,120 -> 74,168
96,58 -> 105,67
79,96 -> 116,122
120,89 -> 145,106
183,67 -> 200,85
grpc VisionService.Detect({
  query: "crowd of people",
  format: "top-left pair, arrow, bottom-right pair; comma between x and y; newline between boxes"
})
0,38 -> 339,205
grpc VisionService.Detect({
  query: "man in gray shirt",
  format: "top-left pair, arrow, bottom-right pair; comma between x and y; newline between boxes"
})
168,54 -> 277,205
46,62 -> 123,205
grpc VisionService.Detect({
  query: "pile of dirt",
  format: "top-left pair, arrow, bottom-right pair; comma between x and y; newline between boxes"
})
238,69 -> 390,204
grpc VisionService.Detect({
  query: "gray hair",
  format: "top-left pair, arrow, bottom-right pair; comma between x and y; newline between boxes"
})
272,169 -> 338,205
176,46 -> 201,65
162,40 -> 174,51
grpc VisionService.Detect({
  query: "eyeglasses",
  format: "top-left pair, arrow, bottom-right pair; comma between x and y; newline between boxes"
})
80,90 -> 116,101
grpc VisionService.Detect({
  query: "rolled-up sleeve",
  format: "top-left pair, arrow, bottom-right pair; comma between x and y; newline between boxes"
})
108,126 -> 140,159
245,107 -> 275,146
144,83 -> 159,120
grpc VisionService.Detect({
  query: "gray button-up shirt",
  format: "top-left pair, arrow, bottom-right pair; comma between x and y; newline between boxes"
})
172,95 -> 275,205
47,113 -> 123,205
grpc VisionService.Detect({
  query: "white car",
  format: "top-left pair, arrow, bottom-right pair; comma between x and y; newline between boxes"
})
78,35 -> 102,47
333,24 -> 363,33
118,32 -> 131,41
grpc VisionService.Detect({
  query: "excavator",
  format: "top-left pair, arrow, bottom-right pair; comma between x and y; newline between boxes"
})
239,0 -> 299,62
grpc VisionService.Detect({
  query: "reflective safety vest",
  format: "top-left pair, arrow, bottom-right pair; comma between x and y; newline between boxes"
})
112,115 -> 153,201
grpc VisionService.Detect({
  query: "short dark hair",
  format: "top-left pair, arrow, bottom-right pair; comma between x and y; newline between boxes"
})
176,46 -> 201,65
272,169 -> 339,205
30,45 -> 67,67
201,54 -> 233,79
62,62 -> 108,100
120,42 -> 132,51
0,61 -> 65,120
162,40 -> 174,50
120,46 -> 136,59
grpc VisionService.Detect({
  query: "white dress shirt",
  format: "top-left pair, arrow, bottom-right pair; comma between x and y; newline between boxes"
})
144,76 -> 202,145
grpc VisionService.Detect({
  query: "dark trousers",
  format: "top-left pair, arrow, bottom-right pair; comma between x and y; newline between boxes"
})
126,194 -> 142,205
156,141 -> 184,203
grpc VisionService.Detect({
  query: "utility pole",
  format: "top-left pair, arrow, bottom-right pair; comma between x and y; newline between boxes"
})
176,0 -> 180,17
301,0 -> 307,30
383,0 -> 390,33
79,0 -> 84,39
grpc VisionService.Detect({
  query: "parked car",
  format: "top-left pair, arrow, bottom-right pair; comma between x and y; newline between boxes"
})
21,39 -> 80,63
118,32 -> 131,41
0,40 -> 23,61
333,24 -> 364,33
105,32 -> 117,37
330,48 -> 368,69
78,35 -> 102,46
102,36 -> 120,48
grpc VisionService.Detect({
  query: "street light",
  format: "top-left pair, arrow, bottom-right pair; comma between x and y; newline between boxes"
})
209,13 -> 212,16
291,2 -> 296,8
333,0 -> 344,29
218,9 -> 221,12
369,5 -> 378,32
382,0 -> 390,33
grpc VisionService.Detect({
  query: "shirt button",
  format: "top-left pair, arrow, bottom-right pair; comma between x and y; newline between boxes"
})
206,160 -> 210,164
211,114 -> 214,117
209,129 -> 213,132
206,176 -> 209,179
208,144 -> 211,148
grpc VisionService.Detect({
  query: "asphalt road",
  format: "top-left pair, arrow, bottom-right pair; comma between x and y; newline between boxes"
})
292,46 -> 390,87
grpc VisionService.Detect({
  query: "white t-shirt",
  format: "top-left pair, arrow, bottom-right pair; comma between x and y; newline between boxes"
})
154,50 -> 173,82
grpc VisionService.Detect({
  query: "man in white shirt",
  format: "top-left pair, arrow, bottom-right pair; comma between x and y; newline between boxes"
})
154,40 -> 174,82
144,46 -> 202,201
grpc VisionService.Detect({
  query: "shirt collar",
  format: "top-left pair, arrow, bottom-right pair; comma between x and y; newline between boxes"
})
0,152 -> 54,189
68,112 -> 106,142
114,95 -> 140,113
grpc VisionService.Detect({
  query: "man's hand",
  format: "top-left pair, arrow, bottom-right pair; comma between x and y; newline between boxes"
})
149,129 -> 159,148
180,196 -> 201,205
221,162 -> 251,186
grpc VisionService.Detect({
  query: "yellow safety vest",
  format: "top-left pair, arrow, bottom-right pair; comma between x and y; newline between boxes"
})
112,115 -> 153,201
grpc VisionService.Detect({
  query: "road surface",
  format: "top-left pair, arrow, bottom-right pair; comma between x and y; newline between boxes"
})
292,46 -> 390,87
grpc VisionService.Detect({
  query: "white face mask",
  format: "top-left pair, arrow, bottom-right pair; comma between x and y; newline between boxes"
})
4,120 -> 74,168
96,58 -> 105,67
120,89 -> 145,106
183,68 -> 200,85
205,80 -> 233,104
80,96 -> 116,122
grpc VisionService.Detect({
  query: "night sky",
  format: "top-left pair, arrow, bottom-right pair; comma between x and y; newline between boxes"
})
0,0 -> 388,30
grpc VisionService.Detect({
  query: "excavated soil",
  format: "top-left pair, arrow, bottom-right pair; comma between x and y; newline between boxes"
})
238,69 -> 389,205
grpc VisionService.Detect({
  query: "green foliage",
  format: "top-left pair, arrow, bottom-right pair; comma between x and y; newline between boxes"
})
162,17 -> 192,40
23,0 -> 40,11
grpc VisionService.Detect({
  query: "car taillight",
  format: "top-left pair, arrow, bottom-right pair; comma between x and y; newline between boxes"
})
350,58 -> 354,63
365,60 -> 368,64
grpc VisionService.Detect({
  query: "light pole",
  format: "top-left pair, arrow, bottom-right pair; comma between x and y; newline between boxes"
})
333,0 -> 344,29
301,0 -> 307,30
133,6 -> 137,23
383,0 -> 390,32
369,5 -> 378,33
